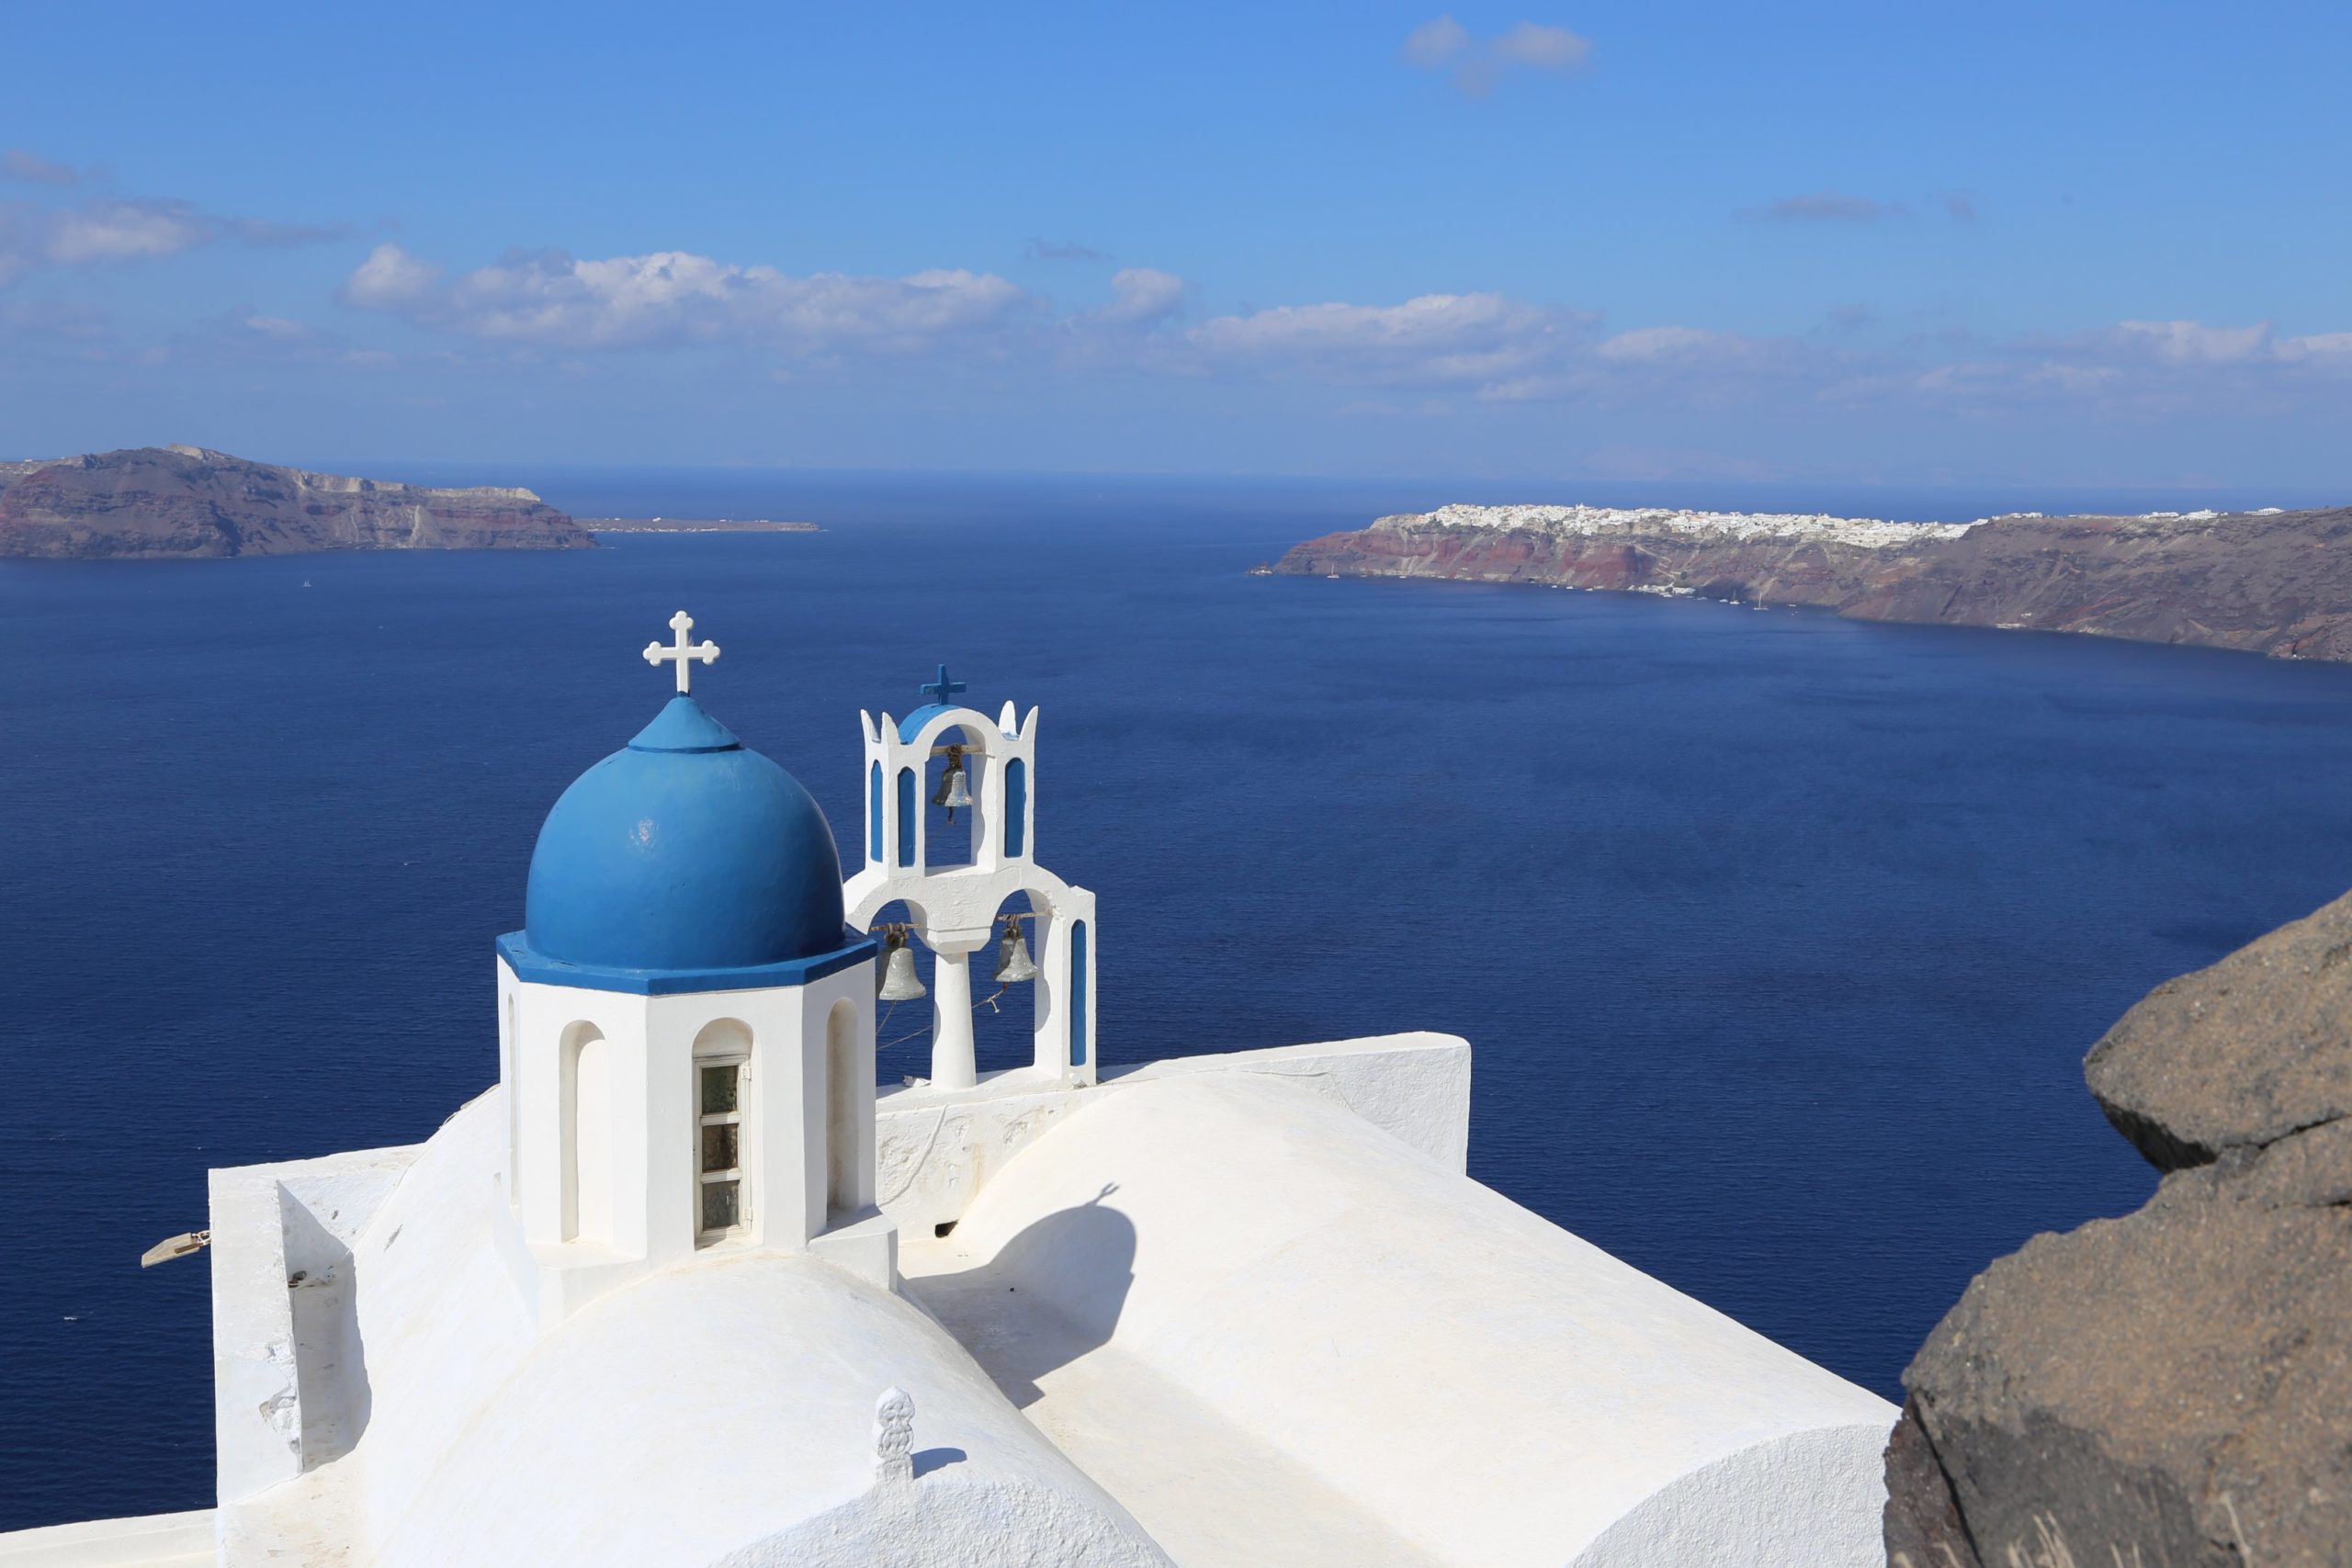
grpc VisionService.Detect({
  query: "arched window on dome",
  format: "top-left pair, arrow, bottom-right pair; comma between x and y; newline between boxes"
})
694,1018 -> 754,1246
560,1021 -> 612,1245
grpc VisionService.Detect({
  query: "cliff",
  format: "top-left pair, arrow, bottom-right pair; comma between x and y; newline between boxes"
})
1274,502 -> 2352,661
0,446 -> 595,558
1883,893 -> 2352,1566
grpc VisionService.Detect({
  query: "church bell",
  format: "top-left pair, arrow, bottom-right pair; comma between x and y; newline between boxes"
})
933,745 -> 972,821
992,916 -> 1039,984
877,929 -> 928,1002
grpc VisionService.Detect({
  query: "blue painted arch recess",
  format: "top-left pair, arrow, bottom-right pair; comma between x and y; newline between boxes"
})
1070,919 -> 1088,1067
896,768 -> 917,867
1003,757 -> 1027,858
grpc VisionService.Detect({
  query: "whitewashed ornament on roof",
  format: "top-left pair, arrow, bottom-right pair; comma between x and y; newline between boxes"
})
642,609 -> 720,694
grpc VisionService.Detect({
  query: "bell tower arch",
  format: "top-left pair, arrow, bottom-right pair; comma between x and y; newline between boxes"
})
843,665 -> 1099,1092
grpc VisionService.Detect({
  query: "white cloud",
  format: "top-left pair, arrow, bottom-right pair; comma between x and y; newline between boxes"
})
348,243 -> 1602,396
2031,320 -> 2352,373
234,311 -> 311,341
1186,290 -> 1587,389
44,200 -> 214,263
343,243 -> 1032,352
0,195 -> 345,287
2279,333 -> 2352,362
1404,16 -> 1592,96
327,232 -> 2352,425
3,149 -> 84,186
342,242 -> 441,308
1741,192 -> 1909,223
2105,319 -> 2272,365
1902,318 -> 2352,412
1090,267 -> 1186,326
1401,15 -> 1470,66
1491,21 -> 1590,70
1597,325 -> 1736,362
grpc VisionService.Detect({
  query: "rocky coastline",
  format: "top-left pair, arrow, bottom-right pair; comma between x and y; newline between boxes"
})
0,446 -> 594,558
1884,892 -> 2352,1565
1273,502 -> 2352,662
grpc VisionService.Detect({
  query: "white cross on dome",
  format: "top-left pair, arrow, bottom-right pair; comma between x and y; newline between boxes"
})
643,610 -> 720,694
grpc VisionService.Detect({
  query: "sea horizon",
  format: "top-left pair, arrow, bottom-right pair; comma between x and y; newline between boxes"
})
225,460 -> 2352,533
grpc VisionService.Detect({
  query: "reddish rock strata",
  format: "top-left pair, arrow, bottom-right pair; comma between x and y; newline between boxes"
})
1276,505 -> 2352,661
0,445 -> 594,558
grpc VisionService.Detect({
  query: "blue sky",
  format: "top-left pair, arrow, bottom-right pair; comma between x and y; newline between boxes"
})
3,2 -> 2347,491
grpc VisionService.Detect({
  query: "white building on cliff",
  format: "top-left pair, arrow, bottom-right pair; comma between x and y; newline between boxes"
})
0,616 -> 1895,1568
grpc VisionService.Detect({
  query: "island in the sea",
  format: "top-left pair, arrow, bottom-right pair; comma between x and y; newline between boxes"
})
1272,502 -> 2352,661
0,445 -> 594,558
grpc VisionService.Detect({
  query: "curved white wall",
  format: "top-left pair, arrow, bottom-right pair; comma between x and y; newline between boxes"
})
373,1250 -> 1160,1568
933,1073 -> 1896,1568
260,1093 -> 1159,1566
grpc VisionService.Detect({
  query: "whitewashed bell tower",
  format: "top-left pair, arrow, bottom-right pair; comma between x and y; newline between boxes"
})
842,665 -> 1098,1091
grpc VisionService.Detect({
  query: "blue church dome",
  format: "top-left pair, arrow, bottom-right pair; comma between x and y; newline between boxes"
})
503,695 -> 859,992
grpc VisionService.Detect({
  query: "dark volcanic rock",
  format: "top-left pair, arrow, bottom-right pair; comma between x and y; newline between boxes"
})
2086,892 -> 2352,1171
1276,503 -> 2352,663
1885,894 -> 2352,1568
0,445 -> 594,558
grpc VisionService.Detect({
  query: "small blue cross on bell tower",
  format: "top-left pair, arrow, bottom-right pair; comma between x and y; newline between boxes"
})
921,664 -> 968,707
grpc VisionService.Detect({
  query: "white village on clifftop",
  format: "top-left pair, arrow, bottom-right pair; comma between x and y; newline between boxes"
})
1,615 -> 1897,1568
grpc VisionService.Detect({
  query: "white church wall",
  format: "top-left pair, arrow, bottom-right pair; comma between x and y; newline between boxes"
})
823,997 -> 873,1218
207,1147 -> 412,1505
919,1071 -> 1897,1568
335,1092 -> 538,1551
808,973 -> 899,1290
189,1094 -> 531,1551
0,1508 -> 215,1567
873,1032 -> 1471,1235
1566,1422 -> 1894,1568
275,1189 -> 370,1472
504,967 -> 643,1250
503,960 -> 881,1327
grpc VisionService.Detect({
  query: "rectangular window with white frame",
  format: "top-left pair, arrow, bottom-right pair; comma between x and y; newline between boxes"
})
696,1056 -> 749,1243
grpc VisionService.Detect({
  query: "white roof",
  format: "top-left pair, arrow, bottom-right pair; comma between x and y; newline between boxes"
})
374,1250 -> 1159,1567
902,1072 -> 1894,1568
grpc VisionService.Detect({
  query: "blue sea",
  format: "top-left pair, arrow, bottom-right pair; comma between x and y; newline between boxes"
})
7,470 -> 2352,1530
